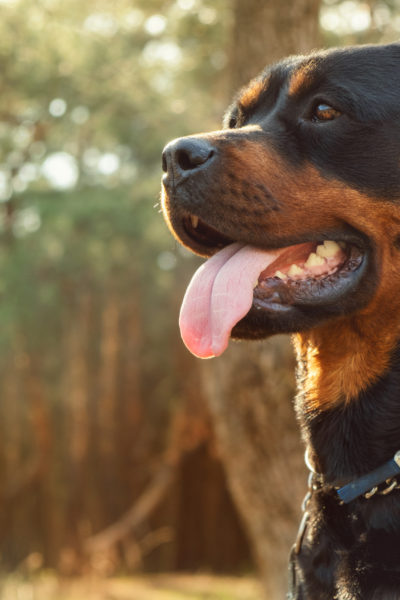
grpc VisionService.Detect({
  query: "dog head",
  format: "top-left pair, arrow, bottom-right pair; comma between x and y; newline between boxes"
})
161,43 -> 400,359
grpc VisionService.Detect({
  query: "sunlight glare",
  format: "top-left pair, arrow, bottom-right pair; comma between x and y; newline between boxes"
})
49,98 -> 67,118
70,106 -> 90,125
144,14 -> 167,36
97,153 -> 120,176
320,1 -> 371,34
142,41 -> 183,65
176,0 -> 197,10
41,152 -> 79,190
83,13 -> 118,37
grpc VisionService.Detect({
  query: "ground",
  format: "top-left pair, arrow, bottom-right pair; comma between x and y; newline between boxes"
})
0,573 -> 262,600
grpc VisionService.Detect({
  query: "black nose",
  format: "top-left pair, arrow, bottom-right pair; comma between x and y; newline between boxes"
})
162,137 -> 215,180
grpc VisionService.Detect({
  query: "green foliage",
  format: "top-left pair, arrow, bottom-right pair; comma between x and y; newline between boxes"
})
0,0 -> 230,198
0,0 -> 227,353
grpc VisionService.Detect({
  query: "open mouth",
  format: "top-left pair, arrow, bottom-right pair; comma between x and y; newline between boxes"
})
182,214 -> 233,251
177,212 -> 369,358
182,212 -> 364,301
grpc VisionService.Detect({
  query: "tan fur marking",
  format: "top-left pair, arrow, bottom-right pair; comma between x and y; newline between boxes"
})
292,314 -> 400,412
238,78 -> 266,111
288,61 -> 317,97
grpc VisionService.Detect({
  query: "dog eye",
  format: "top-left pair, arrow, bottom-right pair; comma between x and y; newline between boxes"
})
312,103 -> 341,122
228,116 -> 238,128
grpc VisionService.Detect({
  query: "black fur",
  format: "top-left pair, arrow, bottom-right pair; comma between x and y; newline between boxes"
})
291,344 -> 400,599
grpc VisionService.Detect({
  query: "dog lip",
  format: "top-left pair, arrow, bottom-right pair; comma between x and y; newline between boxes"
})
180,213 -> 234,255
179,211 -> 369,258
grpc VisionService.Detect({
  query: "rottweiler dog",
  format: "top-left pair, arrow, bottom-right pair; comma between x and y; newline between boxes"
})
161,43 -> 400,599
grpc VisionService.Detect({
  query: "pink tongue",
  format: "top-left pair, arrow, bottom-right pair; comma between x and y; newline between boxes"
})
179,242 -> 284,359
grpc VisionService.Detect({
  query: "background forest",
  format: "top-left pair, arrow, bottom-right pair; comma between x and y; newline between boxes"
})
0,0 -> 399,598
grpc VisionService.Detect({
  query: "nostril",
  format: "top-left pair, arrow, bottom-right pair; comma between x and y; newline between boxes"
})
162,137 -> 216,179
176,148 -> 215,171
174,138 -> 215,172
177,149 -> 194,171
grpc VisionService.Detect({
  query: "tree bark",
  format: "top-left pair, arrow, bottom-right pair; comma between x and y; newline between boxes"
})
203,340 -> 305,597
229,0 -> 321,90
204,2 -> 321,596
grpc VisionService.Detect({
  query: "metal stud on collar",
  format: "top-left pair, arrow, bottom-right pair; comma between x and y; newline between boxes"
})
364,486 -> 378,499
363,477 -> 400,499
381,478 -> 399,495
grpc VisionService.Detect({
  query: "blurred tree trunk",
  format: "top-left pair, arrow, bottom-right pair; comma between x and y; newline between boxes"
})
97,290 -> 121,517
203,2 -> 321,597
64,292 -> 91,555
229,0 -> 321,90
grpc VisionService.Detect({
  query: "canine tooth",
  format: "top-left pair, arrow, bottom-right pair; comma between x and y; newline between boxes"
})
288,264 -> 304,277
190,215 -> 199,228
274,270 -> 286,280
253,280 -> 258,288
305,252 -> 325,268
316,240 -> 341,258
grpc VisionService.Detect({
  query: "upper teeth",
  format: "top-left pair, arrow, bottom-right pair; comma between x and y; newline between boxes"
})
316,240 -> 341,258
191,215 -> 199,228
271,240 -> 344,281
305,252 -> 325,268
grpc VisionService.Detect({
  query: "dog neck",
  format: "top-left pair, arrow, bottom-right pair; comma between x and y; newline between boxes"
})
293,323 -> 400,483
292,313 -> 400,410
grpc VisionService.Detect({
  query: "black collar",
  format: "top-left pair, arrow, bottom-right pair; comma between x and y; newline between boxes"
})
305,447 -> 400,504
337,450 -> 400,503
